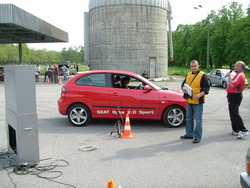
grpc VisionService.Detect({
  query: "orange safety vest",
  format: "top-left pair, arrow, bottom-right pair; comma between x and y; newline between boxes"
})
185,71 -> 206,104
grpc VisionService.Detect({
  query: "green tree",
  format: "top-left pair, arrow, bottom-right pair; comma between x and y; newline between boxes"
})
21,44 -> 31,63
226,5 -> 250,64
0,47 -> 8,63
61,45 -> 84,64
210,2 -> 244,68
5,44 -> 19,64
172,1 -> 247,69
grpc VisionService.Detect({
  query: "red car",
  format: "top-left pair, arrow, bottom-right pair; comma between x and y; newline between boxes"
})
58,70 -> 186,127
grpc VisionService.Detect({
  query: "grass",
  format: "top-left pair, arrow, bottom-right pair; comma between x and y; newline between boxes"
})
168,66 -> 208,76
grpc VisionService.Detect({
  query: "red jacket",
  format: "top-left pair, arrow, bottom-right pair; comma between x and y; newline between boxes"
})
226,71 -> 245,93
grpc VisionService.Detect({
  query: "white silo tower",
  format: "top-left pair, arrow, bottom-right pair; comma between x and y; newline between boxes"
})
84,0 -> 173,78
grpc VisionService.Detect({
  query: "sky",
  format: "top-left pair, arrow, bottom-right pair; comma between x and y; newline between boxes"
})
2,0 -> 250,52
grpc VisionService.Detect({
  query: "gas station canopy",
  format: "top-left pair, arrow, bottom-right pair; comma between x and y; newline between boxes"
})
0,4 -> 68,44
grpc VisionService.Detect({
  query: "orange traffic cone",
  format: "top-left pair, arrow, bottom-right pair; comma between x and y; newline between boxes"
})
107,179 -> 115,188
121,113 -> 134,139
59,79 -> 63,85
47,78 -> 50,84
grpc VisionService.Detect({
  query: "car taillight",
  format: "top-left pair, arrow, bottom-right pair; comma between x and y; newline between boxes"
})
247,147 -> 250,176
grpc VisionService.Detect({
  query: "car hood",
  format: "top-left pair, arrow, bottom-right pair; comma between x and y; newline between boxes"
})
159,88 -> 183,94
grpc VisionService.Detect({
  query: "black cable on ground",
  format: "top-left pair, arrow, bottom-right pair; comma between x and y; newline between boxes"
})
13,159 -> 76,188
1,152 -> 76,188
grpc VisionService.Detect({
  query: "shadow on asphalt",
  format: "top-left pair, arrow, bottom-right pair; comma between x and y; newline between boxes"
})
38,117 -> 185,134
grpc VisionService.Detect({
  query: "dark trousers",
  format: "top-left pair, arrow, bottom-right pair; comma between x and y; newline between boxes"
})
227,93 -> 248,132
48,72 -> 53,83
54,74 -> 59,83
44,71 -> 48,82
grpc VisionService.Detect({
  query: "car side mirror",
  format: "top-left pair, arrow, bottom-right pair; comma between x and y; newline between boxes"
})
144,85 -> 152,91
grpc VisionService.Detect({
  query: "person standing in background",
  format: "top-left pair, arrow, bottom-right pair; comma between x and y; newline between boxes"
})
226,61 -> 249,139
142,71 -> 149,79
75,64 -> 79,72
35,64 -> 40,82
53,64 -> 60,83
61,65 -> 68,82
43,63 -> 49,82
47,65 -> 54,83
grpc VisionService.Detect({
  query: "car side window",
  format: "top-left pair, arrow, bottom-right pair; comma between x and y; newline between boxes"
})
112,74 -> 122,88
111,74 -> 147,90
216,70 -> 221,76
211,70 -> 216,75
76,73 -> 106,87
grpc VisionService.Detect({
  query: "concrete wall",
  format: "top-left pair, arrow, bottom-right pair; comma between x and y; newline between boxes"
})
87,3 -> 168,77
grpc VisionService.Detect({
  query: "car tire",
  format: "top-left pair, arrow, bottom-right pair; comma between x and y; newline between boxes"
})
68,104 -> 91,126
163,105 -> 185,127
222,81 -> 227,89
208,79 -> 212,86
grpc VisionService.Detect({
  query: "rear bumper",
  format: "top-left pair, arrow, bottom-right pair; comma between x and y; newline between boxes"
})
57,98 -> 67,115
240,172 -> 250,188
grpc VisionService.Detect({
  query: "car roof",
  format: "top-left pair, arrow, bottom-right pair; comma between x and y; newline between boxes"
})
214,69 -> 230,71
78,70 -> 139,76
210,69 -> 230,73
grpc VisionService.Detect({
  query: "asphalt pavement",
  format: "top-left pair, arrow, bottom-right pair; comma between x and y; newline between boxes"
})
0,75 -> 249,188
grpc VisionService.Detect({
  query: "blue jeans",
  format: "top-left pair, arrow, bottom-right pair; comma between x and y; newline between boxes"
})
185,103 -> 203,140
63,71 -> 67,81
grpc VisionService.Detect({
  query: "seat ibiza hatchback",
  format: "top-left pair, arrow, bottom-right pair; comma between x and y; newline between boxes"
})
58,70 -> 187,127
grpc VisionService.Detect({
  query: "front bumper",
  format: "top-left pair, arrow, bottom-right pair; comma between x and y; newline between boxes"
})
240,172 -> 250,188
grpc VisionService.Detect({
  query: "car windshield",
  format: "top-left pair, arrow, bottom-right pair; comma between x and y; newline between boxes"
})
137,75 -> 167,90
220,69 -> 236,77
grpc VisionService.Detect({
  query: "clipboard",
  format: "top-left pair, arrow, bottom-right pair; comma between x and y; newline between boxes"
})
183,83 -> 193,98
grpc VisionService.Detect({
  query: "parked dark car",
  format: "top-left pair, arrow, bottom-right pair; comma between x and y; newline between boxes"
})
0,66 -> 4,80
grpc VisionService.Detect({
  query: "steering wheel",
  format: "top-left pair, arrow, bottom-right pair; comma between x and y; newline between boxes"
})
135,84 -> 143,90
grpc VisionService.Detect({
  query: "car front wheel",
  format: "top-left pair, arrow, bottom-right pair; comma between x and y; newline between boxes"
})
68,104 -> 91,126
222,81 -> 227,89
163,105 -> 185,127
208,79 -> 212,86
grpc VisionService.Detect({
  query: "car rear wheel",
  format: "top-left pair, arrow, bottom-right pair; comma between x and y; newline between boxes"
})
163,105 -> 185,127
68,104 -> 91,126
222,81 -> 227,89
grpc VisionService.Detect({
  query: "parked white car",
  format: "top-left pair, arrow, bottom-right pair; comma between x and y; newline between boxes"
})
59,65 -> 77,76
207,69 -> 248,89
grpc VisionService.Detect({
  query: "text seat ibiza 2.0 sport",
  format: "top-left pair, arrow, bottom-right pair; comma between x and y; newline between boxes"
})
58,70 -> 187,127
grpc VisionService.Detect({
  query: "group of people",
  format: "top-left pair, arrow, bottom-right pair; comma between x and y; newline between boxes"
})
181,60 -> 249,144
35,63 -> 74,83
43,63 -> 61,83
35,63 -> 62,83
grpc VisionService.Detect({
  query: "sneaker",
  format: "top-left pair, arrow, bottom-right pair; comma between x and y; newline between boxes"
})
180,135 -> 193,139
237,131 -> 249,139
193,139 -> 200,143
228,130 -> 238,136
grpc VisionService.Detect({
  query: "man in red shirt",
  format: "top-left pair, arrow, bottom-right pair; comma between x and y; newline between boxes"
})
226,61 -> 249,139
